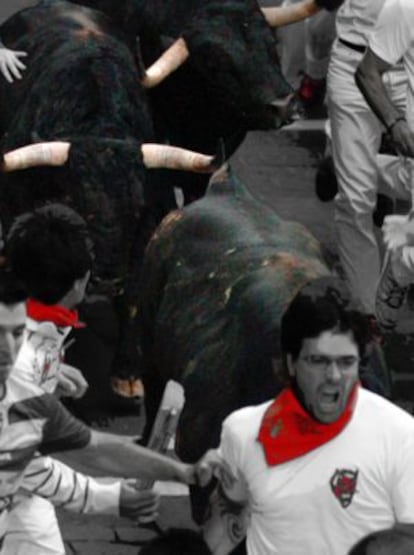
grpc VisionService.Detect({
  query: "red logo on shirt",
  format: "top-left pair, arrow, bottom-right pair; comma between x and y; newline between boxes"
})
330,468 -> 358,508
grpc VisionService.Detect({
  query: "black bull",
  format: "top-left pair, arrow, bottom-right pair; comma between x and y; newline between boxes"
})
140,172 -> 328,462
0,3 -> 154,282
139,172 -> 390,465
0,0 -> 294,391
70,0 -> 295,204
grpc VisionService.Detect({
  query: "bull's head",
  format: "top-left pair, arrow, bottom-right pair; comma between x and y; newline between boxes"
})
144,0 -> 296,130
73,0 -> 300,131
0,139 -> 220,291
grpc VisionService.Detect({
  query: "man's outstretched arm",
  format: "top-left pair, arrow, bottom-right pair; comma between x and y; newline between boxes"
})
356,48 -> 414,158
355,49 -> 401,134
57,429 -> 222,487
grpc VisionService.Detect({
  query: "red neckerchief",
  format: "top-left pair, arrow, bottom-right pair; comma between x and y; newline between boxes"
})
26,298 -> 85,329
257,383 -> 359,465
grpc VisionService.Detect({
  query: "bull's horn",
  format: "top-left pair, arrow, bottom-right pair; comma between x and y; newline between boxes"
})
141,144 -> 219,173
261,0 -> 319,27
2,142 -> 70,172
142,37 -> 189,89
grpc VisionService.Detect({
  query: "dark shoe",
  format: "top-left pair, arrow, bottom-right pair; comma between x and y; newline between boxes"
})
376,251 -> 408,332
373,194 -> 394,228
315,156 -> 338,202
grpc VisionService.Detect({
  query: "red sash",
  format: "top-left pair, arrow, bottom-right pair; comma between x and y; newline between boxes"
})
257,384 -> 359,465
26,298 -> 85,329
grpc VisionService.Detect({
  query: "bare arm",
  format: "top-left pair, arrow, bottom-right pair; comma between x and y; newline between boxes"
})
261,0 -> 342,27
202,483 -> 250,555
262,0 -> 320,28
57,431 -> 223,487
356,49 -> 414,157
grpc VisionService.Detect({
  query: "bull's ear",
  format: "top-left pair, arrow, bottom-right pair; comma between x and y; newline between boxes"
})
141,37 -> 189,88
261,0 -> 320,27
134,37 -> 146,80
2,142 -> 70,172
208,162 -> 231,186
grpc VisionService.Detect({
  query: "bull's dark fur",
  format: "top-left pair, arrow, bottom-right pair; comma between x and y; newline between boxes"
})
0,0 -> 292,386
0,3 -> 154,287
0,3 -> 158,382
140,172 -> 329,463
71,0 -> 293,201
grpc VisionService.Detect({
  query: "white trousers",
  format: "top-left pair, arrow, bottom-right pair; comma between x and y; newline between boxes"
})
2,494 -> 64,555
278,0 -> 336,88
327,39 -> 407,313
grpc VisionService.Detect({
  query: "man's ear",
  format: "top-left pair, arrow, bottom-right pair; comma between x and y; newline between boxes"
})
286,354 -> 296,378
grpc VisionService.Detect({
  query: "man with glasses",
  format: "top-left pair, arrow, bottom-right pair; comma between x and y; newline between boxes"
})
203,276 -> 414,555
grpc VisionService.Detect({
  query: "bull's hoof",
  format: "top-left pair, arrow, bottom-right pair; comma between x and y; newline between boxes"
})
111,376 -> 145,399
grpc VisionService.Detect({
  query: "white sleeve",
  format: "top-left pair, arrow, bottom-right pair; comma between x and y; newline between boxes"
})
20,454 -> 121,516
368,0 -> 414,66
391,430 -> 414,522
218,417 -> 249,503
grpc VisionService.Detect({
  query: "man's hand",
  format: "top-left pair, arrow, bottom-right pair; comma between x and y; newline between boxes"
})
56,363 -> 89,399
0,47 -> 27,83
382,214 -> 414,251
389,120 -> 414,159
185,450 -> 236,488
119,480 -> 160,523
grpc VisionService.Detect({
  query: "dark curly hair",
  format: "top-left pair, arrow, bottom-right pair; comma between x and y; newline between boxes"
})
6,203 -> 93,305
349,525 -> 414,555
280,276 -> 371,361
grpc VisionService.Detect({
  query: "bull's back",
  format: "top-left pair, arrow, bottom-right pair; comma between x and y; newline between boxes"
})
140,175 -> 329,460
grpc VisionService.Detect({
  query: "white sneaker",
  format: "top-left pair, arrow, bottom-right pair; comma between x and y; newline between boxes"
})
376,251 -> 409,332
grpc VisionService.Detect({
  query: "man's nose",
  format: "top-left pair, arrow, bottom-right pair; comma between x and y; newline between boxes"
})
0,333 -> 15,362
325,361 -> 341,381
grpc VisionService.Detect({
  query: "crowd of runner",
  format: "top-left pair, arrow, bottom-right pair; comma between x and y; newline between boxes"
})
0,0 -> 414,554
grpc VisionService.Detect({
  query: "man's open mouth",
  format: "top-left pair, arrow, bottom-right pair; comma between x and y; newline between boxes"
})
320,391 -> 340,404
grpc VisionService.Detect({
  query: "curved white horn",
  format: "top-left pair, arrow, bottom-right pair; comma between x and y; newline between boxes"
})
141,144 -> 216,173
261,0 -> 319,27
2,142 -> 70,172
142,37 -> 189,89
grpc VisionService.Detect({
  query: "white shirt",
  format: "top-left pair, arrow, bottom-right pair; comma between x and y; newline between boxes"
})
0,374 -> 91,538
15,317 -> 71,394
335,0 -> 387,46
219,389 -> 414,555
